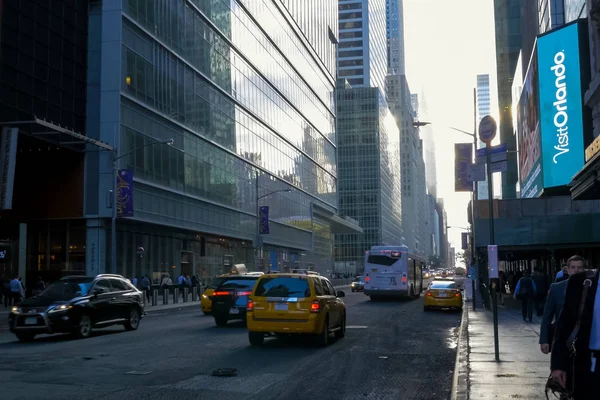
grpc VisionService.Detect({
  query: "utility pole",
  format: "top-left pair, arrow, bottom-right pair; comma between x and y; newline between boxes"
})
471,88 -> 478,311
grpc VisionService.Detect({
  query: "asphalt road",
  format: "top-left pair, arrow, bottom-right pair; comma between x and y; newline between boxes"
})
0,287 -> 461,400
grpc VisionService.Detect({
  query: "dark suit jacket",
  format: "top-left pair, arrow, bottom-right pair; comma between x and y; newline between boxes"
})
539,279 -> 568,345
551,270 -> 599,371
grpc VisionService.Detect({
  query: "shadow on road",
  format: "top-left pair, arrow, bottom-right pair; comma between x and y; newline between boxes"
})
0,328 -> 125,347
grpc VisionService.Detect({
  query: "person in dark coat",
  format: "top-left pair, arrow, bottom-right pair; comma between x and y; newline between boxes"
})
551,260 -> 600,399
513,270 -> 537,322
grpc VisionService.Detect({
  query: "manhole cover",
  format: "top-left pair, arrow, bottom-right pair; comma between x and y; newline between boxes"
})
126,370 -> 153,375
212,368 -> 238,377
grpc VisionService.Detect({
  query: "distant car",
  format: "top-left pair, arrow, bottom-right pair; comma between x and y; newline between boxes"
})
9,274 -> 144,342
441,270 -> 448,278
209,274 -> 261,326
424,280 -> 463,312
351,277 -> 364,292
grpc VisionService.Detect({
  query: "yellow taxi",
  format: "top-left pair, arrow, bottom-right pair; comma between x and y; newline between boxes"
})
423,280 -> 463,312
246,271 -> 346,346
201,274 -> 236,314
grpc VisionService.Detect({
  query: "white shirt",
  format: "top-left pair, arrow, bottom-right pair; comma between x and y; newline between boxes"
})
590,281 -> 600,350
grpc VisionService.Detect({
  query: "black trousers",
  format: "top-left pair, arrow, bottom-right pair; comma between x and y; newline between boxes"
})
521,297 -> 533,320
572,351 -> 600,399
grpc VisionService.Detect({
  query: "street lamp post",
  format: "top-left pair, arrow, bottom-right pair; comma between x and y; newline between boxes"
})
254,170 -> 292,271
111,137 -> 173,274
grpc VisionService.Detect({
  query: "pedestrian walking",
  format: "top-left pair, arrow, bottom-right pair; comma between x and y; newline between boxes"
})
513,270 -> 537,322
550,261 -> 600,399
540,256 -> 586,354
140,275 -> 151,303
533,268 -> 548,316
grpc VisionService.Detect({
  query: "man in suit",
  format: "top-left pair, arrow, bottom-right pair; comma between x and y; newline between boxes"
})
551,259 -> 600,398
540,256 -> 585,354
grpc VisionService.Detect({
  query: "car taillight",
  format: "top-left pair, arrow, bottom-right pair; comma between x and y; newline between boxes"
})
365,276 -> 370,282
310,301 -> 320,313
213,291 -> 230,296
455,292 -> 461,297
237,291 -> 252,296
426,291 -> 432,296
402,277 -> 407,283
247,300 -> 254,311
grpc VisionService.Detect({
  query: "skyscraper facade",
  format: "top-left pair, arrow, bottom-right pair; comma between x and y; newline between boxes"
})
83,0 -> 360,279
338,0 -> 388,90
538,0 -> 565,33
564,0 -> 586,21
418,93 -> 437,199
476,74 -> 491,200
386,0 -> 406,74
335,81 -> 402,272
493,0 -> 522,199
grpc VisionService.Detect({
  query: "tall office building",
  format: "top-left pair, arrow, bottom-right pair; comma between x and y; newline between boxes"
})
418,92 -> 438,199
0,0 -> 91,286
335,81 -> 403,272
82,0 -> 360,279
411,94 -> 419,119
476,74 -> 491,200
493,0 -> 522,199
565,0 -> 586,21
386,0 -> 406,74
538,0 -> 565,33
386,75 -> 429,257
338,0 -> 388,90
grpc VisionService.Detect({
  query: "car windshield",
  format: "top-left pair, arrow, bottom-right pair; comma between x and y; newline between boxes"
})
39,278 -> 94,300
254,277 -> 311,297
217,277 -> 258,290
208,277 -> 226,289
430,281 -> 457,289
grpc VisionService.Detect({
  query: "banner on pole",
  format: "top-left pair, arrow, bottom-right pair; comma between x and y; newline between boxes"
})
259,206 -> 270,234
461,232 -> 469,250
117,169 -> 134,217
488,245 -> 498,279
454,143 -> 473,192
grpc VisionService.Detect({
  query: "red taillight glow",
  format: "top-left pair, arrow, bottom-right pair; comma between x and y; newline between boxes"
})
213,291 -> 230,296
310,301 -> 320,313
247,300 -> 254,312
455,292 -> 461,297
365,277 -> 370,282
237,291 -> 252,296
401,277 -> 407,283
426,291 -> 432,296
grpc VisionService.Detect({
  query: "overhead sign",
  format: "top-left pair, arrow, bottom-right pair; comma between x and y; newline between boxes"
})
454,143 -> 474,192
461,232 -> 469,250
478,115 -> 497,143
490,160 -> 508,173
476,144 -> 508,164
538,22 -> 585,189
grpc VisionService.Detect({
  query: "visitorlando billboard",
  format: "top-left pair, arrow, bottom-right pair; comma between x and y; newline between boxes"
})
518,21 -> 587,197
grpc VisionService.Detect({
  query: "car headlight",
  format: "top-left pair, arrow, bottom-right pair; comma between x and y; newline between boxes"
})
202,294 -> 208,299
48,304 -> 72,313
11,306 -> 21,314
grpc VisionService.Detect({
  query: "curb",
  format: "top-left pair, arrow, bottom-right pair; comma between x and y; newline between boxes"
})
451,304 -> 469,400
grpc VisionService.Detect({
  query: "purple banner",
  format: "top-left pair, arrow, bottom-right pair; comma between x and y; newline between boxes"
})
454,143 -> 473,192
461,232 -> 469,250
259,206 -> 270,234
117,169 -> 134,217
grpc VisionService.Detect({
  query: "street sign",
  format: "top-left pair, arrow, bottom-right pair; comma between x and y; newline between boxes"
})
490,160 -> 508,173
488,245 -> 498,279
467,163 -> 486,182
478,115 -> 497,144
476,144 -> 507,164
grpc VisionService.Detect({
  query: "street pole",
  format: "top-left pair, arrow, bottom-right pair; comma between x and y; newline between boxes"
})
486,142 -> 500,362
471,87 -> 478,311
111,151 -> 117,274
255,170 -> 260,271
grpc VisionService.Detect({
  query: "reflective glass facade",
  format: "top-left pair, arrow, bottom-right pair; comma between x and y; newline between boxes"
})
538,0 -> 565,33
338,0 -> 388,91
564,0 -> 586,22
386,0 -> 406,75
85,0 -> 346,277
335,83 -> 402,270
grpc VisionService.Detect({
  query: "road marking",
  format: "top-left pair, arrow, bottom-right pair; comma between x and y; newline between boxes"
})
126,370 -> 153,375
346,325 -> 368,329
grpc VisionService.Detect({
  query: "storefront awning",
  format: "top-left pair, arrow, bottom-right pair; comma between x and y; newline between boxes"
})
0,117 -> 113,152
570,150 -> 600,200
312,203 -> 363,234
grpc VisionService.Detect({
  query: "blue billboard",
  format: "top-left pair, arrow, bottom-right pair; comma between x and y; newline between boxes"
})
537,22 -> 585,189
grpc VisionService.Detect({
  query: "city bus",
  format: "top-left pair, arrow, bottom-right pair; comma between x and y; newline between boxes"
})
363,245 -> 425,300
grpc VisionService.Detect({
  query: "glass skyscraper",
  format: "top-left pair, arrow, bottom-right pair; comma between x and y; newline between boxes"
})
338,0 -> 388,91
386,0 -> 406,74
335,80 -> 402,272
84,0 -> 359,281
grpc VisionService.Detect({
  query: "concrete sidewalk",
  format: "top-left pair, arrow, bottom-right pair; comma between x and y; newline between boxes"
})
453,297 -> 550,399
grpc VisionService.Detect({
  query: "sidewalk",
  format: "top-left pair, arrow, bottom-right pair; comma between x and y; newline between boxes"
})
454,296 -> 550,399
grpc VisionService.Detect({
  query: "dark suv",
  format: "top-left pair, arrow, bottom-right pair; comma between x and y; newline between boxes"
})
209,274 -> 260,326
8,274 -> 144,342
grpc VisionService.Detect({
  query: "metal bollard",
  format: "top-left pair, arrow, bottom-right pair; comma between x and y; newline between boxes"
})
191,286 -> 198,301
152,289 -> 158,306
173,288 -> 179,304
163,289 -> 169,305
183,288 -> 189,302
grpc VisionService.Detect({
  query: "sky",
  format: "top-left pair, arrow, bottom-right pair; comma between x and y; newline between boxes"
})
403,0 -> 500,256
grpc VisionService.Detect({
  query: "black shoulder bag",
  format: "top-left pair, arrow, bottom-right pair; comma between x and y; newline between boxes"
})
545,270 -> 597,400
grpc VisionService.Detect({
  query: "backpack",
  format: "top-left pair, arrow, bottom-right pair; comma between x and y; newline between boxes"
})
517,277 -> 533,299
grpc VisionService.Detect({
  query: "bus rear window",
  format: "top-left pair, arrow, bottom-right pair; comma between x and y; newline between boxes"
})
367,255 -> 398,266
